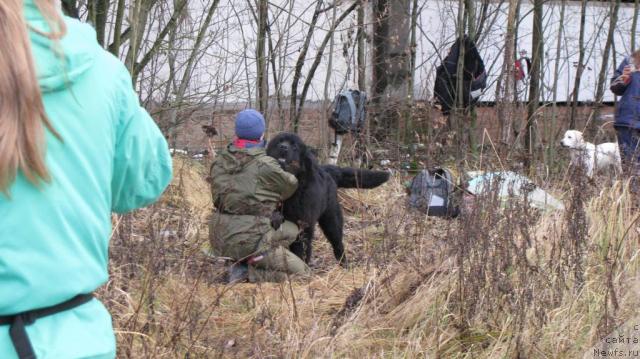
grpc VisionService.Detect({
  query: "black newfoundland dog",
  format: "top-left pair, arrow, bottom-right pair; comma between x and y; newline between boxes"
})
266,132 -> 389,266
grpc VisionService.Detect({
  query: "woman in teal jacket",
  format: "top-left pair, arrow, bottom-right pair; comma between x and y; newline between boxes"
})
0,1 -> 172,358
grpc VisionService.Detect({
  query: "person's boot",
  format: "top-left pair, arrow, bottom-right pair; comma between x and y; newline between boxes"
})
227,263 -> 248,284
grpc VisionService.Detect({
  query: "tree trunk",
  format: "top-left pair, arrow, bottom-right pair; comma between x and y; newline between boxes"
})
549,0 -> 566,166
109,0 -> 126,56
464,0 -> 476,38
496,0 -> 519,146
464,0 -> 477,152
87,1 -> 96,26
322,4 -> 338,157
132,0 -> 188,81
633,0 -> 639,51
371,0 -> 412,141
405,0 -> 420,143
591,0 -> 621,138
277,0 -> 296,131
126,0 -> 143,75
267,22 -> 283,133
525,0 -> 544,170
357,1 -> 370,155
357,3 -> 366,92
475,0 -> 489,39
293,1 -> 359,127
512,0 -> 522,105
95,0 -> 110,47
452,0 -> 466,159
256,0 -> 269,117
61,0 -> 79,18
166,0 -> 221,144
569,0 -> 588,129
290,0 -> 324,133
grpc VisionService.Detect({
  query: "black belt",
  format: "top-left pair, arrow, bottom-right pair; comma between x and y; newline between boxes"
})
0,294 -> 94,359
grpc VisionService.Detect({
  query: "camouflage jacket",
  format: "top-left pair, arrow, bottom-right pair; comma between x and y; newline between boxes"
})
209,144 -> 298,259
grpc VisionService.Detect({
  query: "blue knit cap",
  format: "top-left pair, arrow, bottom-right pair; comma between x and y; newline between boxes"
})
235,109 -> 266,140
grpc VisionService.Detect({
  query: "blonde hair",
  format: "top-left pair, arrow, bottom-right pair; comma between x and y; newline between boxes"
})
0,0 -> 66,194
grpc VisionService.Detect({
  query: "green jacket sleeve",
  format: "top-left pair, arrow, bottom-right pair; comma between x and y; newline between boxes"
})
260,157 -> 298,201
111,67 -> 173,213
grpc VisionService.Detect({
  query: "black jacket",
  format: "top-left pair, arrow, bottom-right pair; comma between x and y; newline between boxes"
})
433,36 -> 487,115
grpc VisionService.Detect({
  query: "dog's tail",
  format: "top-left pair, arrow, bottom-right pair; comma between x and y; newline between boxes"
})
321,165 -> 390,188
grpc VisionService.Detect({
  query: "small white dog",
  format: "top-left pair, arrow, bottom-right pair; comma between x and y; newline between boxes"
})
560,130 -> 622,177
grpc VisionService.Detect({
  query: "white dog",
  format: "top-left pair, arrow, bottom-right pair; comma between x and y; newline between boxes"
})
560,130 -> 622,177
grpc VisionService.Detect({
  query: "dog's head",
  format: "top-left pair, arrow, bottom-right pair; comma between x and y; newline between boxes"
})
560,130 -> 585,149
266,132 -> 315,179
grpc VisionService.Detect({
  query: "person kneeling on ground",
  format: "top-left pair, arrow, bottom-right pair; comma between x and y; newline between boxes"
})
209,109 -> 310,283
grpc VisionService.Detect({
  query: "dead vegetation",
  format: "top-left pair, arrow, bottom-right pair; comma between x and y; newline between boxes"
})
100,155 -> 640,358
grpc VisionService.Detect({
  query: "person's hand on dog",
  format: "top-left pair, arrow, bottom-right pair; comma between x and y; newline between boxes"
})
277,159 -> 300,174
286,160 -> 300,173
270,211 -> 284,230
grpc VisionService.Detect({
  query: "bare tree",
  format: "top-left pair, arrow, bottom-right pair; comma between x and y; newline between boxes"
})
405,0 -> 421,142
475,0 -> 491,39
464,0 -> 476,38
267,0 -> 296,132
525,0 -> 544,169
256,0 -> 269,116
162,0 -> 222,145
94,0 -> 110,46
496,0 -> 519,146
122,0 -> 190,82
371,0 -> 412,140
452,0 -> 466,159
291,1 -> 359,131
322,3 -> 338,159
549,0 -> 567,163
357,1 -> 366,92
569,0 -> 588,129
109,0 -> 127,56
464,0 -> 478,151
290,0 -> 324,132
633,0 -> 639,51
591,0 -> 621,137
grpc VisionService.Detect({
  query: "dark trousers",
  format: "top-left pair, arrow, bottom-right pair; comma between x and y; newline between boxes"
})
615,126 -> 640,175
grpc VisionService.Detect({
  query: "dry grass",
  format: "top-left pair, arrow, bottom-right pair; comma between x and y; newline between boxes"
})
100,155 -> 640,358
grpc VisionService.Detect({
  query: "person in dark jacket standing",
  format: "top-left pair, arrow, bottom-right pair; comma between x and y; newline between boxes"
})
433,35 -> 487,115
610,50 -> 640,177
209,109 -> 311,283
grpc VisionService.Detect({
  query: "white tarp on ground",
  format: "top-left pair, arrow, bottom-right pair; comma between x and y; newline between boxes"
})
466,171 -> 565,211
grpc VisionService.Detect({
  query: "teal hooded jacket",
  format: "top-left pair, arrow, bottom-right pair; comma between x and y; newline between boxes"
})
0,2 -> 172,358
